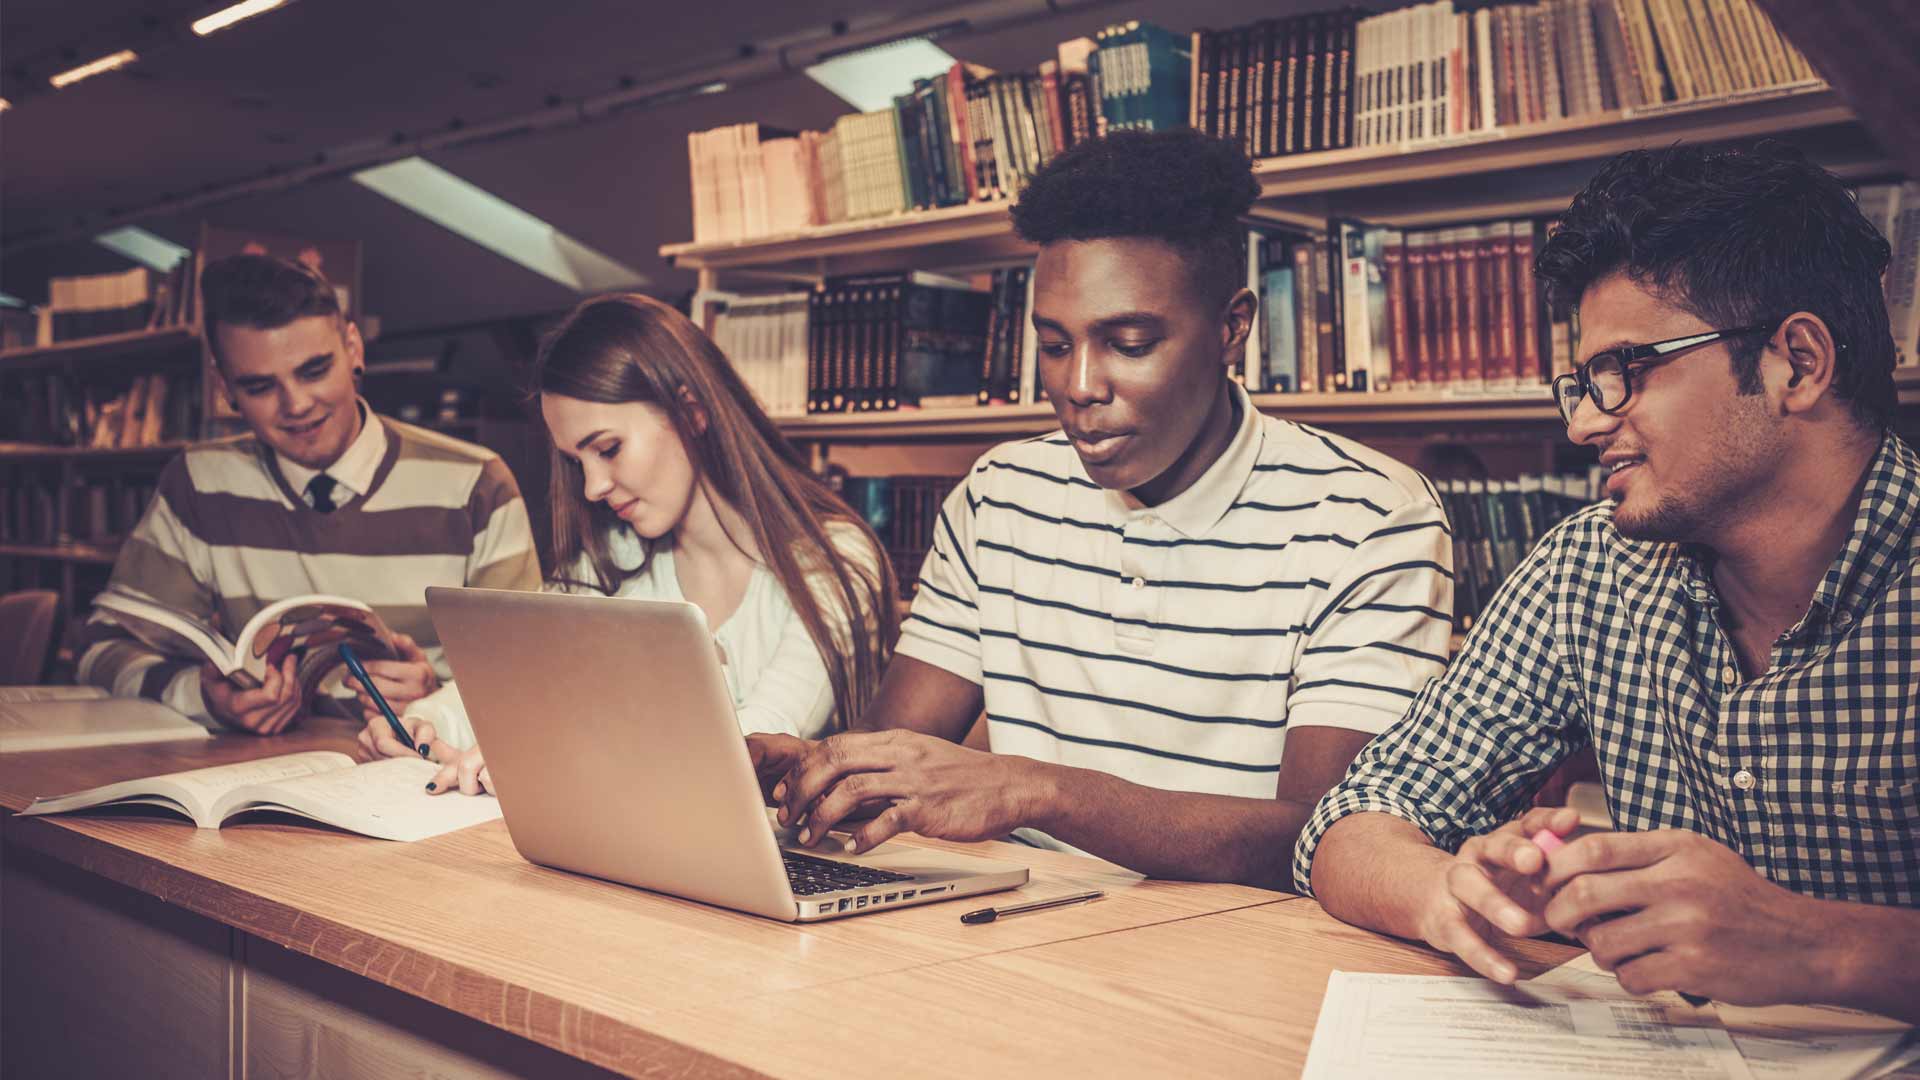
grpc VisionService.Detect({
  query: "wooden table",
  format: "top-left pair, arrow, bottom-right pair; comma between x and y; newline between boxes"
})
0,721 -> 1576,1078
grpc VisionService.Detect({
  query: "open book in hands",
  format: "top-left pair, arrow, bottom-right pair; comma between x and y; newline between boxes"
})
18,751 -> 500,842
94,587 -> 397,699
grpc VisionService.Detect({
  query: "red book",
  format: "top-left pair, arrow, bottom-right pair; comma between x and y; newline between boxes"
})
1438,228 -> 1463,387
1406,232 -> 1430,389
1459,225 -> 1485,387
1384,231 -> 1411,391
1514,220 -> 1541,385
1488,222 -> 1516,389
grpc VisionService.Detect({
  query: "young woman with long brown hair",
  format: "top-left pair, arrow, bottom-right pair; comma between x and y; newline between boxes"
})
357,293 -> 898,793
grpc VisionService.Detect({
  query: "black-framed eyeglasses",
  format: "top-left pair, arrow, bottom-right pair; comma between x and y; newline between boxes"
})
1552,322 -> 1777,425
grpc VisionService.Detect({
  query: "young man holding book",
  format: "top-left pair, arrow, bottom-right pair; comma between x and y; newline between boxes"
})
1297,144 -> 1920,1020
750,130 -> 1454,890
78,254 -> 541,734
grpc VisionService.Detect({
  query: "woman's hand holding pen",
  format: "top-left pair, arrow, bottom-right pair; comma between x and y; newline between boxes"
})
354,709 -> 438,762
352,712 -> 493,796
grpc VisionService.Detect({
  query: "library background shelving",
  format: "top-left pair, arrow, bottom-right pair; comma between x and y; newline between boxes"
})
0,324 -> 210,644
661,81 -> 1918,482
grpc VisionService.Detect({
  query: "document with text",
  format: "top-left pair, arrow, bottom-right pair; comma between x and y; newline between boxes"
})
1534,954 -> 1917,1080
1301,971 -> 1755,1080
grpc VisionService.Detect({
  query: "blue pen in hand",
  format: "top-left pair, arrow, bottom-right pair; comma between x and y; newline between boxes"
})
339,643 -> 417,754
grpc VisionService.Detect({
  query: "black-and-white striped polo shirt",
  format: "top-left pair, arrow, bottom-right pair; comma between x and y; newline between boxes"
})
897,384 -> 1455,822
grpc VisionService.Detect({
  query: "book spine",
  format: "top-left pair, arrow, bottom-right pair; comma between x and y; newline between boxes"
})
1514,220 -> 1542,385
1294,239 -> 1319,392
1384,230 -> 1410,392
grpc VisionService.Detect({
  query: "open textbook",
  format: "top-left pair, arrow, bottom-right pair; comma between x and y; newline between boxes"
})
0,686 -> 210,752
94,587 -> 397,698
18,751 -> 501,842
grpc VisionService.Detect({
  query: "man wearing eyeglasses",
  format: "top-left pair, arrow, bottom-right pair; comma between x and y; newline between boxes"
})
1294,142 -> 1918,1021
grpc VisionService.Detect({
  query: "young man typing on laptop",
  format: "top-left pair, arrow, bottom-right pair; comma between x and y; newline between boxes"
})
751,130 -> 1454,890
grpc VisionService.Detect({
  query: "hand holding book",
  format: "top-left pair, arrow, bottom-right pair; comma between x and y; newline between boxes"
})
201,652 -> 301,735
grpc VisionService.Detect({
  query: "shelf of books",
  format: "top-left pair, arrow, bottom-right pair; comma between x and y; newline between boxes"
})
0,441 -> 192,463
0,543 -> 122,566
0,324 -> 203,374
663,87 -> 1857,278
770,387 -> 1565,442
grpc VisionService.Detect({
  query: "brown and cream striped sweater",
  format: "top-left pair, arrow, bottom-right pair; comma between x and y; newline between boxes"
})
78,414 -> 542,723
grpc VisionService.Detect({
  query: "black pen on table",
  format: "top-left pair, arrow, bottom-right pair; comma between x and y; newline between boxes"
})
961,889 -> 1104,924
339,643 -> 417,754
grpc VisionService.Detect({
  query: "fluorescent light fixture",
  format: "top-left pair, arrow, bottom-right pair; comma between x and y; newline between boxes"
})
0,99 -> 11,112
193,0 -> 291,37
0,292 -> 27,309
805,37 -> 957,112
351,157 -> 646,292
95,226 -> 193,272
50,49 -> 139,89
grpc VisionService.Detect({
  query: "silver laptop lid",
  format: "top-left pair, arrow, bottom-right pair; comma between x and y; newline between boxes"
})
425,586 -> 797,919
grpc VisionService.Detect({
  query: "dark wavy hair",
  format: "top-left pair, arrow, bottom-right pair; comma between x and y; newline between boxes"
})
535,293 -> 899,730
1536,141 -> 1895,430
1010,128 -> 1260,307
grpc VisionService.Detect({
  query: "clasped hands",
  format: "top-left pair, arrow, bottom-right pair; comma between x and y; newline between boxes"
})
1421,805 -> 1834,1006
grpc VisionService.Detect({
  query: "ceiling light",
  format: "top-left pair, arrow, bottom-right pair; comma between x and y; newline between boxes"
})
805,37 -> 957,113
0,99 -> 11,112
50,50 -> 139,89
0,292 -> 27,309
193,0 -> 292,37
351,157 -> 646,292
95,226 -> 193,272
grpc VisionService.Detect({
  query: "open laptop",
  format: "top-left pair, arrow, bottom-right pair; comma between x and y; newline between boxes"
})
425,586 -> 1027,922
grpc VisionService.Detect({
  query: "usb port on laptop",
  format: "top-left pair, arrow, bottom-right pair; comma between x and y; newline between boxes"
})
883,893 -> 899,902
901,890 -> 916,899
855,896 -> 869,909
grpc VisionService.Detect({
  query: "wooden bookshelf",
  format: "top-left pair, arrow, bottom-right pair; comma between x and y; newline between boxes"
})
662,86 -> 1863,279
773,369 -> 1920,443
771,388 -> 1562,442
0,325 -> 202,373
0,542 -> 121,566
0,441 -> 190,462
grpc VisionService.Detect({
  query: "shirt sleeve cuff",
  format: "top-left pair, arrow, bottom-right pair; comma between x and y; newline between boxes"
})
402,683 -> 476,750
1292,789 -> 1446,896
1284,700 -> 1408,737
893,630 -> 983,686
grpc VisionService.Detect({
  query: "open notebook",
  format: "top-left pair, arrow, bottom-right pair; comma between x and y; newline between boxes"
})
19,751 -> 501,842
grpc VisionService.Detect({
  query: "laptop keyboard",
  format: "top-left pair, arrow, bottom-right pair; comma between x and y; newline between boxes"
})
783,849 -> 914,896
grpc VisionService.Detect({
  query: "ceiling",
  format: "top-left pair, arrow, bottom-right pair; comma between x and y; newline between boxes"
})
1,0 -> 1305,336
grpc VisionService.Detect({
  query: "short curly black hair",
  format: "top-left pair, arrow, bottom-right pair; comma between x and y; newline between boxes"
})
1536,141 -> 1895,431
1011,129 -> 1259,308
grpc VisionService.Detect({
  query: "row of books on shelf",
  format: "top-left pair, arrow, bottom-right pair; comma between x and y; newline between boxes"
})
0,474 -> 155,549
0,371 -> 203,450
1196,0 -> 1813,160
834,473 -> 965,590
704,265 -> 1037,417
1442,469 -> 1603,627
24,259 -> 201,348
1261,217 -> 1569,396
703,215 -> 1569,418
1858,181 -> 1920,367
687,22 -> 1189,243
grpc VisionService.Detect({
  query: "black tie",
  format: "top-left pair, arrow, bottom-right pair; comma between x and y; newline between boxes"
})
306,474 -> 338,513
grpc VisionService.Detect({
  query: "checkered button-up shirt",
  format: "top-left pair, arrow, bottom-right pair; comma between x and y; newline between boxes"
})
1296,432 -> 1920,907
